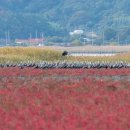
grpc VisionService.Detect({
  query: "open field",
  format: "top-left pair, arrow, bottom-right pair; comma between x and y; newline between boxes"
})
0,68 -> 130,130
0,47 -> 62,63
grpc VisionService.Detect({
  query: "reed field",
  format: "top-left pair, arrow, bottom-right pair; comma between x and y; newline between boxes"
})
0,46 -> 130,63
68,53 -> 130,63
0,47 -> 62,63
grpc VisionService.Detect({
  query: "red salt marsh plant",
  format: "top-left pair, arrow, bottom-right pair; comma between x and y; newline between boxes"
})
0,68 -> 130,130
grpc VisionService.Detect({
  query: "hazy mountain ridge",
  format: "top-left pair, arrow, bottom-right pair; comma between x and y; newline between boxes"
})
0,0 -> 130,41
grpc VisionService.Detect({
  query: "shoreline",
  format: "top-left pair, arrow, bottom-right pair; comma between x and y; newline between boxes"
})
39,45 -> 130,53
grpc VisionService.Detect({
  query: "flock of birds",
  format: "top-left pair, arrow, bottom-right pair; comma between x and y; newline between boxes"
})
0,61 -> 130,69
0,51 -> 130,69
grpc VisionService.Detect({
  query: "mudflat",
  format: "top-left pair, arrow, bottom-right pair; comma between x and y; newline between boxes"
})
41,45 -> 130,53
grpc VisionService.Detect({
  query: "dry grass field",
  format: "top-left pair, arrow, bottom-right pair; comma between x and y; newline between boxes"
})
0,47 -> 62,63
0,46 -> 130,63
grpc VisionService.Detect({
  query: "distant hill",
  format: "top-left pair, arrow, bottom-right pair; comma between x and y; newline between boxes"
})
0,0 -> 130,43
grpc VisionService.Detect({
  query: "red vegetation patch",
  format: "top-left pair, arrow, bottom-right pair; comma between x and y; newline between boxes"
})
0,68 -> 130,130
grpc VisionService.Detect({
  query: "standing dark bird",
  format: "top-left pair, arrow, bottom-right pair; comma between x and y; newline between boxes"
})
62,51 -> 68,56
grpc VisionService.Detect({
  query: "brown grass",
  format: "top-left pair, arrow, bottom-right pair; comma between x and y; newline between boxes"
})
0,46 -> 130,63
0,47 -> 62,63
